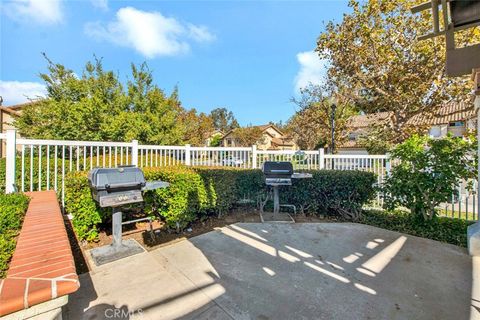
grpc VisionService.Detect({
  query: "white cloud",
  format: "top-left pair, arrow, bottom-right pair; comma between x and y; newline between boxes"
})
2,0 -> 63,25
188,24 -> 216,42
0,81 -> 46,106
294,51 -> 328,93
85,7 -> 215,58
90,0 -> 108,10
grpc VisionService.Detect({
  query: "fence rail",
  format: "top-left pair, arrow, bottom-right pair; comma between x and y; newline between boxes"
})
1,129 -> 476,220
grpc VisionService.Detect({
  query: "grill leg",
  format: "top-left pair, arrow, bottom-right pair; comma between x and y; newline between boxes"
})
112,208 -> 123,248
273,186 -> 280,215
90,207 -> 144,266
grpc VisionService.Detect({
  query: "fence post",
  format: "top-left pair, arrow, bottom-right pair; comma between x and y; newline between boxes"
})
252,145 -> 257,169
131,140 -> 138,167
319,148 -> 325,170
185,144 -> 191,166
5,129 -> 17,193
385,153 -> 391,177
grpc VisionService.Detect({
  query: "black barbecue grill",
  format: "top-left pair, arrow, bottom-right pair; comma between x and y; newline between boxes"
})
262,161 -> 312,217
88,166 -> 169,265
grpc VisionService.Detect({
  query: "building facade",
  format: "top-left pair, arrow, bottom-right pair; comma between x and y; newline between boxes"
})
221,124 -> 297,150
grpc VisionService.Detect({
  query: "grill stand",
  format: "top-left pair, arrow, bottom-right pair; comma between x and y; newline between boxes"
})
260,185 -> 295,223
273,186 -> 280,214
90,208 -> 145,266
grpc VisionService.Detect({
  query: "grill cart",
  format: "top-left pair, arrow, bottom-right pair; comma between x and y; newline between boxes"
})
88,166 -> 169,266
262,161 -> 312,222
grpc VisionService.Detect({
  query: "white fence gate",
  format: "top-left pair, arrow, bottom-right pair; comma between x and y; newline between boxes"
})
0,129 -> 476,220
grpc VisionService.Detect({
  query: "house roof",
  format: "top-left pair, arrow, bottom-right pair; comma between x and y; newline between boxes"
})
1,101 -> 38,116
0,106 -> 21,116
221,124 -> 285,140
407,102 -> 475,126
271,137 -> 296,146
341,102 -> 474,149
348,112 -> 391,128
348,102 -> 474,130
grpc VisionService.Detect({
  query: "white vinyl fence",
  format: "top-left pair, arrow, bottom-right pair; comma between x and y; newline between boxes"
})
0,129 -> 476,220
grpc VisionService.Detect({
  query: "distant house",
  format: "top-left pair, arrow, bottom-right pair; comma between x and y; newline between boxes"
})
339,102 -> 475,154
221,124 -> 298,150
0,102 -> 29,157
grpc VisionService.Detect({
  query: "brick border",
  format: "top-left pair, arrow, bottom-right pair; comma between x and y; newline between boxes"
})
0,191 -> 79,317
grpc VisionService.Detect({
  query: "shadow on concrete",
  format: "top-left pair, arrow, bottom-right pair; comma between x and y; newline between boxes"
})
65,223 -> 474,320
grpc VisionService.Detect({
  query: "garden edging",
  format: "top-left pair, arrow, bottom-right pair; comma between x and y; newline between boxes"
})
0,191 -> 79,319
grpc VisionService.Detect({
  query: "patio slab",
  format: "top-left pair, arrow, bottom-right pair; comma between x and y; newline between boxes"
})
64,223 -> 477,320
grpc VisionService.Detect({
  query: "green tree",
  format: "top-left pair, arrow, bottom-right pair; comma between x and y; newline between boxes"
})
316,0 -> 478,144
288,84 -> 355,150
209,107 -> 239,133
383,135 -> 476,220
105,64 -> 185,144
209,134 -> 222,147
15,57 -> 191,145
16,55 -> 126,141
179,109 -> 215,146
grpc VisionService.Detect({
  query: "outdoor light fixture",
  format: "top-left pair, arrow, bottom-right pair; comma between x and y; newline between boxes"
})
411,0 -> 480,77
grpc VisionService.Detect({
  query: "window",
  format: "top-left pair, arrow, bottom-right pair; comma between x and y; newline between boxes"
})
449,121 -> 464,127
429,126 -> 441,138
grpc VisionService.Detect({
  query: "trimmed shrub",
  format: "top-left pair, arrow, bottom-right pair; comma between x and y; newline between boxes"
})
0,193 -> 30,278
64,172 -> 107,242
143,167 -> 209,230
359,209 -> 473,247
284,170 -> 376,219
63,166 -> 376,241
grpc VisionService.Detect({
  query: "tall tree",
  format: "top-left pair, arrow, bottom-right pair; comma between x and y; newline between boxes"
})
106,64 -> 185,144
209,107 -> 239,133
15,57 -> 190,145
230,127 -> 265,147
288,84 -> 355,150
16,55 -> 126,141
179,109 -> 215,146
316,0 -> 478,143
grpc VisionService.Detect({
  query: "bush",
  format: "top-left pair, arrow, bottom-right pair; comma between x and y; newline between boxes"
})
143,167 -> 210,231
359,209 -> 472,247
383,134 -> 476,220
64,172 -> 107,242
0,156 -> 71,193
63,166 -> 376,241
0,193 -> 30,278
285,170 -> 376,219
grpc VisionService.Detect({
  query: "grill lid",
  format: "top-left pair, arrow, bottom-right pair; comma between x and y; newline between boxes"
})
262,161 -> 293,177
88,166 -> 146,192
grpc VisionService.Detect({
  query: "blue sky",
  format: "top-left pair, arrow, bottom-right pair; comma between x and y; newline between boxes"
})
0,0 -> 351,125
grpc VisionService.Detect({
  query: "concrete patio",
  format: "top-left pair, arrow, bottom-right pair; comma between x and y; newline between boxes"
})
64,223 -> 479,320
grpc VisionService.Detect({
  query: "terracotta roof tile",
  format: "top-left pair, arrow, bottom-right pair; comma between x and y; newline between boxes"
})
348,102 -> 474,129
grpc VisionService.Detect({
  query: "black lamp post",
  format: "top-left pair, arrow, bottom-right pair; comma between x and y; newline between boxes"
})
330,103 -> 337,169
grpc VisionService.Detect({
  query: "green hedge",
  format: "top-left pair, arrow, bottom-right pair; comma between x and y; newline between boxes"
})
359,209 -> 473,247
284,170 -> 377,218
64,166 -> 376,241
0,156 -> 72,193
0,193 -> 30,278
